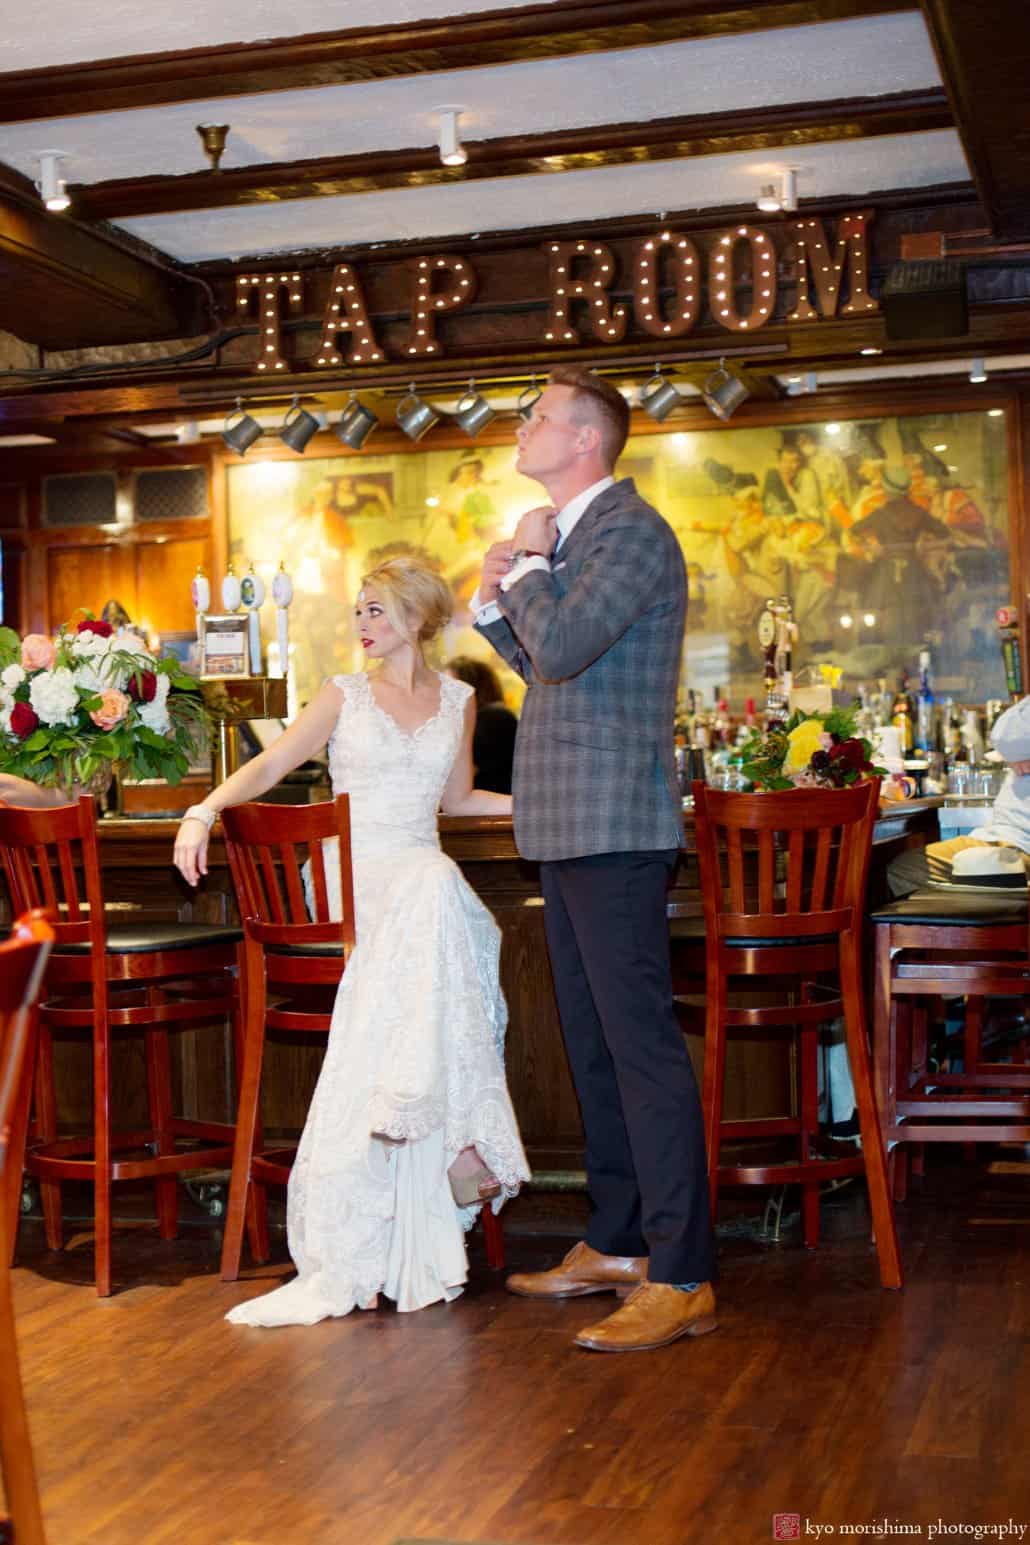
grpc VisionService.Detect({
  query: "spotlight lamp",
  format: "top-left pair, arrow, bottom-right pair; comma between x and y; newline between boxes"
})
754,167 -> 798,215
336,393 -> 379,450
436,107 -> 467,168
221,398 -> 263,456
640,367 -> 682,422
701,359 -> 750,421
280,396 -> 320,454
37,151 -> 70,212
969,356 -> 988,383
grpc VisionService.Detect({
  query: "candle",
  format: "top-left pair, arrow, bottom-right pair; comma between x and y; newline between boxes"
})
271,563 -> 293,681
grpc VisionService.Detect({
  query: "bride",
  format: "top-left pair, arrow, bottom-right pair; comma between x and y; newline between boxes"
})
173,557 -> 530,1325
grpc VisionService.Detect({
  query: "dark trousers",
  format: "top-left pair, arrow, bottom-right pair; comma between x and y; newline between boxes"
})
539,850 -> 715,1284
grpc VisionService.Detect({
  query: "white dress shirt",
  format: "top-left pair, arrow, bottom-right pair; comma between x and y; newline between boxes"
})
472,475 -> 615,627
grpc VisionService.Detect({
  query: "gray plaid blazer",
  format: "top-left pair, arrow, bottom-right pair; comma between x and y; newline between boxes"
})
477,477 -> 686,861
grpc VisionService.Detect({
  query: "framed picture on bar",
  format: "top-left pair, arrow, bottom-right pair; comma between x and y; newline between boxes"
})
200,614 -> 250,679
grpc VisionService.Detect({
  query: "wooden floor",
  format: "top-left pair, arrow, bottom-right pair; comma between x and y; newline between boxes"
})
6,1161 -> 1030,1545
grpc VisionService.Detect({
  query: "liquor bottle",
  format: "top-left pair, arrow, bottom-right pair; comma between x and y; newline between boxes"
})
891,674 -> 914,755
914,649 -> 936,753
713,686 -> 730,747
744,696 -> 757,730
961,707 -> 984,764
942,698 -> 964,760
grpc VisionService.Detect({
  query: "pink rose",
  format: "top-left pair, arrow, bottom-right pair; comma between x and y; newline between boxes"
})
89,688 -> 130,731
21,634 -> 56,671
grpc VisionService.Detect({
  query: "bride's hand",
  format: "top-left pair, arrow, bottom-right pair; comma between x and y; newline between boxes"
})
174,817 -> 210,886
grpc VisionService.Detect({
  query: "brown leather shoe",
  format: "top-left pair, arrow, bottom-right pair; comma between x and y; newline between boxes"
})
574,1281 -> 718,1352
506,1240 -> 646,1299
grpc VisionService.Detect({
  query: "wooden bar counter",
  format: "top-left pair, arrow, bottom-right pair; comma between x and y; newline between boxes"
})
8,799 -> 941,1175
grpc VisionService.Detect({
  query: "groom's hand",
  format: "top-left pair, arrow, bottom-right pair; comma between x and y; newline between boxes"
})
512,505 -> 558,556
480,540 -> 514,604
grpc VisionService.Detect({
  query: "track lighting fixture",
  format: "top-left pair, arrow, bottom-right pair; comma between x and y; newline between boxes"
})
755,167 -> 798,214
37,151 -> 70,212
221,399 -> 263,456
437,108 -> 467,168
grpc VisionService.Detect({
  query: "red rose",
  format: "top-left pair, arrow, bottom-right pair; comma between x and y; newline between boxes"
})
10,702 -> 39,738
830,738 -> 869,770
77,618 -> 113,637
127,669 -> 157,703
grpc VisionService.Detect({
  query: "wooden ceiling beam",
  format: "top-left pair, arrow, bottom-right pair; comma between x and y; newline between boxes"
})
0,0 -> 913,123
0,169 -> 210,349
71,89 -> 952,221
920,0 -> 1030,240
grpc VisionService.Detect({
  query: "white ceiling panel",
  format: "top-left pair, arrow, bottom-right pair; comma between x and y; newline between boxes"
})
0,16 -> 939,188
0,0 -> 548,72
115,129 -> 969,262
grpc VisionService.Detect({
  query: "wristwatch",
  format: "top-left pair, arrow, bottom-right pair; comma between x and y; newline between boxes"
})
509,548 -> 550,567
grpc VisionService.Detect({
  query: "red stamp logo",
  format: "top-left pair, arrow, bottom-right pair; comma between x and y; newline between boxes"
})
773,1515 -> 802,1541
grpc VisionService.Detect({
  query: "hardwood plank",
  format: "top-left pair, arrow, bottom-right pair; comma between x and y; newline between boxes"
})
73,91 -> 951,219
0,0 -> 911,124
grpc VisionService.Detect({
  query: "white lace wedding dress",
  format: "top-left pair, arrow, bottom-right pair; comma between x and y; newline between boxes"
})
226,670 -> 530,1327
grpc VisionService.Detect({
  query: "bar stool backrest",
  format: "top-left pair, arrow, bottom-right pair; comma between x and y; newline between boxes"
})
0,797 -> 105,955
221,796 -> 355,953
692,780 -> 880,942
0,909 -> 54,1545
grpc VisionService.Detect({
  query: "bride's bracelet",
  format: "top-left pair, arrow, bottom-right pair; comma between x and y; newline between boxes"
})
181,804 -> 217,830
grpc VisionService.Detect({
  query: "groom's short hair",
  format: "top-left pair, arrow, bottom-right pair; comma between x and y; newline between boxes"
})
548,365 -> 630,469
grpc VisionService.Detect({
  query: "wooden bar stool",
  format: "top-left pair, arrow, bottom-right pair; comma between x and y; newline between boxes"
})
869,887 -> 1030,1199
1,911 -> 55,1545
692,780 -> 902,1289
0,797 -> 245,1297
219,796 -> 507,1282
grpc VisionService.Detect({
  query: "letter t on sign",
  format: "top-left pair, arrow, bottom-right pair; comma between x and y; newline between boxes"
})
403,255 -> 476,356
543,240 -> 628,345
236,271 -> 305,374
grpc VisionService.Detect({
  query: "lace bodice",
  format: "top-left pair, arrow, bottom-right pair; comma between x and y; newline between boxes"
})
327,670 -> 472,857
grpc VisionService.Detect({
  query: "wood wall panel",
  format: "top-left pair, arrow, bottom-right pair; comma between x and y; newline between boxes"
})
47,542 -> 135,631
135,536 -> 207,634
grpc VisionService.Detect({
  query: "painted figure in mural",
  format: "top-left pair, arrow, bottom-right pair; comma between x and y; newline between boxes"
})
796,426 -> 852,532
427,453 -> 494,544
174,557 -> 530,1326
844,464 -> 952,629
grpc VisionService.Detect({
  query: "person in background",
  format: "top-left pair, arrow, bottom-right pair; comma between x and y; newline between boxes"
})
888,693 -> 1030,897
447,656 -> 518,795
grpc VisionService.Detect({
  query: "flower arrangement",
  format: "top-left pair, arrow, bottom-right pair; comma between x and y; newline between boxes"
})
0,618 -> 208,793
739,701 -> 883,793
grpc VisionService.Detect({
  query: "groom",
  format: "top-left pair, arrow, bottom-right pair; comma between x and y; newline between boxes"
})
474,365 -> 715,1352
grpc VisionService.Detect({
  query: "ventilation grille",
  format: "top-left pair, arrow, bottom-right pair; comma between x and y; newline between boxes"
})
43,473 -> 116,527
135,466 -> 208,523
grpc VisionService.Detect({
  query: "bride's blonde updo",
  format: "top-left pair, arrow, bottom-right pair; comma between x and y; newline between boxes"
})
359,557 -> 453,647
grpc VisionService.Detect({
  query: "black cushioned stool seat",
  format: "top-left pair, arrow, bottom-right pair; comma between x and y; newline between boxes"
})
55,921 -> 245,955
870,888 -> 1028,927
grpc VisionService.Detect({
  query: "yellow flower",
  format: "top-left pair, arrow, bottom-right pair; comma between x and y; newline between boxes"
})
783,718 -> 826,774
819,664 -> 843,687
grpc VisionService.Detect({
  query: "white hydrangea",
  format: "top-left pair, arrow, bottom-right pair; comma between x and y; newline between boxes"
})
29,667 -> 79,727
138,672 -> 172,734
73,629 -> 115,660
1,663 -> 25,691
72,661 -> 107,695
